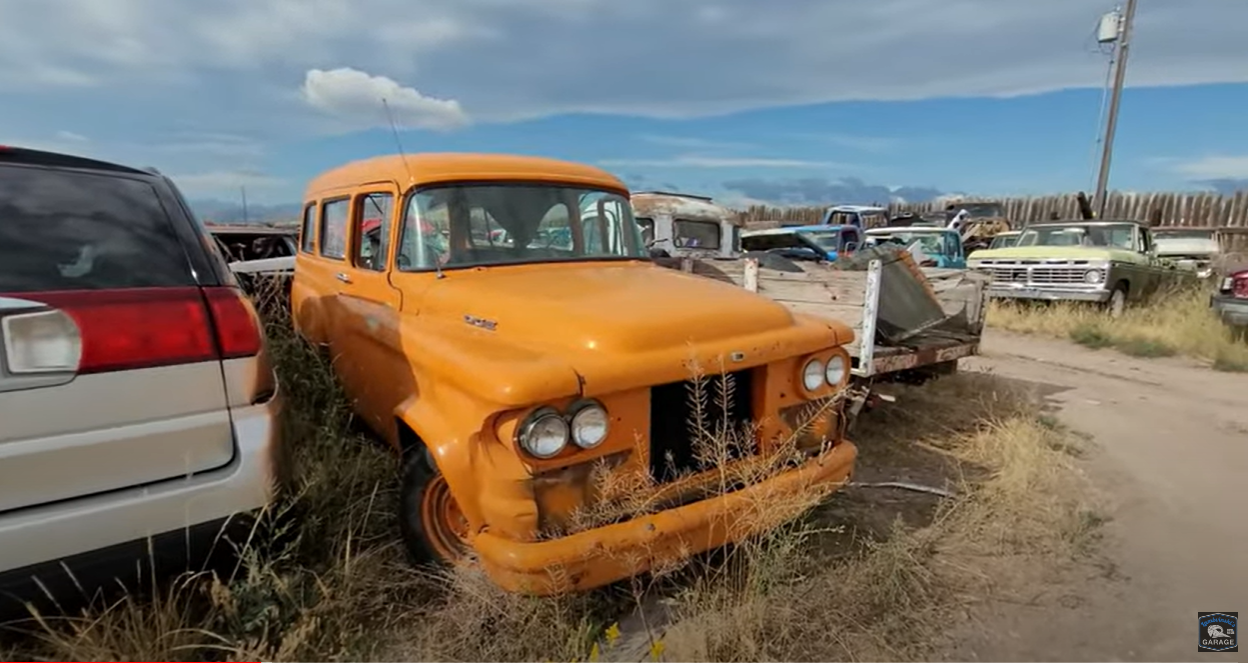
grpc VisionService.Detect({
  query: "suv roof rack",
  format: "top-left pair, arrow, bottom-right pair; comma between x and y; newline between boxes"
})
0,145 -> 148,176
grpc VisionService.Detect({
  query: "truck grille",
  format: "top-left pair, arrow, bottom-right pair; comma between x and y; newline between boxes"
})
649,369 -> 755,483
979,261 -> 1094,286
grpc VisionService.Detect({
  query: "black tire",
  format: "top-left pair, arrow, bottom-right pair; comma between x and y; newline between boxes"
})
1107,282 -> 1128,319
398,451 -> 468,566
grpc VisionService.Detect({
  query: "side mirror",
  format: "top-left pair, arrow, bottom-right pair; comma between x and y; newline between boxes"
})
649,246 -> 670,258
843,241 -> 858,253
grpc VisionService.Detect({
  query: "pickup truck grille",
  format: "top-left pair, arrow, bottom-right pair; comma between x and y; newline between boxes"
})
979,261 -> 1096,286
649,369 -> 755,483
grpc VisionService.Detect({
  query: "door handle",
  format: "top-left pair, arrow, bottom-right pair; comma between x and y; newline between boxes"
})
336,272 -> 352,284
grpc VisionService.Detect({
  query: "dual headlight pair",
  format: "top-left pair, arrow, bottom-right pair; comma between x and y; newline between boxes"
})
517,400 -> 609,459
801,354 -> 848,392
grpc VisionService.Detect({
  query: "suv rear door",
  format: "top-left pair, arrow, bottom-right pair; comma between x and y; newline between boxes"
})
0,152 -> 256,515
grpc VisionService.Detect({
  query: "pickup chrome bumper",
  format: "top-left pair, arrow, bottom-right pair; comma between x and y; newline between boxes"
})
1212,294 -> 1248,328
986,284 -> 1111,303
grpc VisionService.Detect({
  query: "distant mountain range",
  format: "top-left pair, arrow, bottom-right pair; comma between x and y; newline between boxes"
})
189,199 -> 302,225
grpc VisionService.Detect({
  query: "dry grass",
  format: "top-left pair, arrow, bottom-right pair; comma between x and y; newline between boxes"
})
987,285 -> 1248,370
651,373 -> 1099,662
1,277 -> 1101,662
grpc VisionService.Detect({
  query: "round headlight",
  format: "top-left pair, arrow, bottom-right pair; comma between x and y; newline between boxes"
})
802,358 -> 825,392
1084,269 -> 1104,284
825,354 -> 847,386
570,401 -> 609,449
518,408 -> 569,459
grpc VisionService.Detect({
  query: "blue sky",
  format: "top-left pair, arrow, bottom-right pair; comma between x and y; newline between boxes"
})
4,0 -> 1248,211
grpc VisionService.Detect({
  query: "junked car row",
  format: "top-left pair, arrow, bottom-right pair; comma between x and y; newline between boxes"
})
3,144 -> 1237,615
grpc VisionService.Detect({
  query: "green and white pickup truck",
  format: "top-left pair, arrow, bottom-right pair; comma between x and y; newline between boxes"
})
966,220 -> 1197,317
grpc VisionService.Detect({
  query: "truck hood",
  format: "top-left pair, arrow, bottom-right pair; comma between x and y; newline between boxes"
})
968,246 -> 1137,262
419,261 -> 805,354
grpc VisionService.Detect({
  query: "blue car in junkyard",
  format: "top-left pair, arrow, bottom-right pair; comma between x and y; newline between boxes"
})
740,224 -> 864,262
864,226 -> 968,269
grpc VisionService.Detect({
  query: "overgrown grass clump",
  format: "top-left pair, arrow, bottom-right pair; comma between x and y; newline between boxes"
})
988,285 -> 1248,370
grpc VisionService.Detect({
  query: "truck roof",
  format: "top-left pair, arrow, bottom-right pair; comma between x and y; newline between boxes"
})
305,152 -> 627,198
743,224 -> 852,237
631,191 -> 742,225
827,204 -> 888,213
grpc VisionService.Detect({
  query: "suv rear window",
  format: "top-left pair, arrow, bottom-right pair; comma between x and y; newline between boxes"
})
0,165 -> 196,293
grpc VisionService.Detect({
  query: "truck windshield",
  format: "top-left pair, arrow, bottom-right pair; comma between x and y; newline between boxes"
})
877,231 -> 953,256
959,203 -> 1004,218
396,183 -> 645,271
801,230 -> 841,250
1017,224 -> 1135,249
989,233 -> 1019,249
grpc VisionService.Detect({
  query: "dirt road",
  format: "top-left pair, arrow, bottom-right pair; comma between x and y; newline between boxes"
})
949,330 -> 1248,661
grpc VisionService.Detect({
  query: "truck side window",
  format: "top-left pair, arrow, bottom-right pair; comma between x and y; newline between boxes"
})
300,203 -> 317,253
319,198 -> 349,260
637,218 -> 655,246
353,192 -> 394,271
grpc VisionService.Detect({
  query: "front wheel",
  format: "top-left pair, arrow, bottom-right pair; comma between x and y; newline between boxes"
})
1106,283 -> 1128,319
398,452 -> 470,566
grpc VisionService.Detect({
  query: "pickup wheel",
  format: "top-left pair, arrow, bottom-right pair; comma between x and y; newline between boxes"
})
1107,282 -> 1128,319
399,452 -> 470,565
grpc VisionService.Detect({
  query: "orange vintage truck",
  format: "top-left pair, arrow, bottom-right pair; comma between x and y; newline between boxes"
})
290,153 -> 858,594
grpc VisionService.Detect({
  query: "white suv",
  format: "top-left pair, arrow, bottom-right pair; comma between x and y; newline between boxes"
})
0,146 -> 284,616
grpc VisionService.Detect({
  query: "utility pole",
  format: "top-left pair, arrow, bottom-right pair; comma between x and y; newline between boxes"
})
1092,0 -> 1138,219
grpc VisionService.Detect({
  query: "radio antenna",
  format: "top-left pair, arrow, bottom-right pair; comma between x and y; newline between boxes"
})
381,97 -> 443,278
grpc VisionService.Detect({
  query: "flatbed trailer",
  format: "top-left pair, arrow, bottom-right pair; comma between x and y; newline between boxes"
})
658,254 -> 988,389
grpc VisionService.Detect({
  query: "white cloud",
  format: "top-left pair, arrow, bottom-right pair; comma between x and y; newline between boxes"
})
301,67 -> 469,132
1,0 -> 1246,123
54,130 -> 89,142
599,155 -> 845,169
637,134 -> 754,151
801,133 -> 899,154
169,170 -> 286,198
1171,156 -> 1248,181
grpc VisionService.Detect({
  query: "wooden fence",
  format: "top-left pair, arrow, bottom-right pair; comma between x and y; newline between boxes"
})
736,190 -> 1248,229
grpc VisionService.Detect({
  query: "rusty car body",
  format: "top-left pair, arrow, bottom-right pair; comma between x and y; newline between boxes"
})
631,191 -> 743,259
1151,226 -> 1220,279
290,153 -> 858,594
207,224 -> 298,299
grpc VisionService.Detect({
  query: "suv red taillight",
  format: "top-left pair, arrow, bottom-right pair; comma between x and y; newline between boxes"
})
203,287 -> 264,358
1232,272 -> 1248,299
0,286 -> 262,375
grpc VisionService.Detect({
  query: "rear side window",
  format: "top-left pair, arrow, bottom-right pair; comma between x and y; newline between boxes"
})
674,219 -> 721,250
319,198 -> 349,259
300,203 -> 316,253
0,165 -> 196,293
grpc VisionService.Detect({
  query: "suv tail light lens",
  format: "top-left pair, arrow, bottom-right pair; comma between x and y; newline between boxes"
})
1233,272 -> 1248,299
0,286 -> 262,375
1,309 -> 82,373
203,287 -> 263,358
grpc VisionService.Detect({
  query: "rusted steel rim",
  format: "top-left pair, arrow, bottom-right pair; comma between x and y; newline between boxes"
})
421,475 -> 470,560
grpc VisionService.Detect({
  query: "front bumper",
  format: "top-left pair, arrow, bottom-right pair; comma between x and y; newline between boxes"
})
473,440 -> 857,595
986,284 -> 1111,303
1212,294 -> 1248,328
